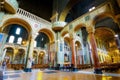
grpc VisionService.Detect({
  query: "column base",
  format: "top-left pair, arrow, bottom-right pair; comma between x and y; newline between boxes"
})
94,68 -> 102,74
24,68 -> 32,72
72,68 -> 78,72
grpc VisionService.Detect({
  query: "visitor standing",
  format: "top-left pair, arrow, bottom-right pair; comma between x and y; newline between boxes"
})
2,59 -> 7,71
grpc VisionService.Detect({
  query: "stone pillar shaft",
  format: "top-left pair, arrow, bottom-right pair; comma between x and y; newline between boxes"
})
70,38 -> 76,67
88,32 -> 100,69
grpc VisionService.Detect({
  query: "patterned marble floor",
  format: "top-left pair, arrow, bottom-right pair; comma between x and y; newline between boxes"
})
1,69 -> 120,80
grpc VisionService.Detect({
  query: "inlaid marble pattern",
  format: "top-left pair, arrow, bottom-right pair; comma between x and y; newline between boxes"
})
3,69 -> 120,80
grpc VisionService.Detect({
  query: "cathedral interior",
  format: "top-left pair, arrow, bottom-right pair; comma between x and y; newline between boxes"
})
0,0 -> 120,80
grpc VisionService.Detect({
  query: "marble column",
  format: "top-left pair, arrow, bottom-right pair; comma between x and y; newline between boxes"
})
28,38 -> 34,58
55,32 -> 64,68
70,37 -> 77,70
87,27 -> 102,74
48,43 -> 51,63
24,33 -> 38,71
1,49 -> 7,61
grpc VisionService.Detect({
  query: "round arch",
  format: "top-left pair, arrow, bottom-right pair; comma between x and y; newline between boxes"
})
61,31 -> 69,37
18,48 -> 25,54
64,37 -> 70,46
38,50 -> 46,64
4,46 -> 14,50
94,27 -> 115,41
75,40 -> 81,49
39,28 -> 55,42
33,50 -> 38,54
1,18 -> 32,36
92,12 -> 115,26
115,14 -> 120,20
74,24 -> 87,32
3,47 -> 14,63
39,50 -> 46,56
95,27 -> 116,36
33,50 -> 38,57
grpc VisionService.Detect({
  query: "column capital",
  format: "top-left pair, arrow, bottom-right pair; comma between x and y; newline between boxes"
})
69,33 -> 76,40
32,32 -> 39,40
86,27 -> 95,34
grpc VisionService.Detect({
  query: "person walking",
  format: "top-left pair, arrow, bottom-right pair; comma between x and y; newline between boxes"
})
2,59 -> 7,71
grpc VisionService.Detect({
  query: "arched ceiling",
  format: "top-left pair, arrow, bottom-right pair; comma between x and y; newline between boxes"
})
95,28 -> 115,42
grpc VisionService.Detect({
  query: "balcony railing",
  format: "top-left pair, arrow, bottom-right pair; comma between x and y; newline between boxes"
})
17,8 -> 52,26
4,43 -> 27,49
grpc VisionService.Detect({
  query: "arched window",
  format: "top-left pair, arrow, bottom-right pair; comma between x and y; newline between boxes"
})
34,41 -> 37,47
17,37 -> 22,44
9,35 -> 14,43
16,28 -> 21,35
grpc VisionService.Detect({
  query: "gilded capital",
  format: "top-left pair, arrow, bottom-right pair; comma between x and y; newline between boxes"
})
86,27 -> 95,34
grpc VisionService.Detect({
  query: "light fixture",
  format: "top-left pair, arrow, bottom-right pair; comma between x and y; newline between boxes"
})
115,34 -> 118,37
89,6 -> 95,12
16,28 -> 21,35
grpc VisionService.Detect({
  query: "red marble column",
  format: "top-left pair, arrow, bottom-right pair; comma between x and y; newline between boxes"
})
88,32 -> 101,69
70,38 -> 76,67
78,56 -> 80,65
81,55 -> 84,65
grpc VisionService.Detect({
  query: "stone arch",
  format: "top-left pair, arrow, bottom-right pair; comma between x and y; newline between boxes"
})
4,47 -> 14,51
95,27 -> 115,40
38,50 -> 46,64
64,36 -> 70,46
115,14 -> 120,28
94,27 -> 117,63
39,50 -> 45,55
92,12 -> 115,26
18,48 -> 25,55
75,40 -> 81,49
15,48 -> 25,63
4,46 -> 14,50
33,50 -> 38,54
95,27 -> 115,36
3,47 -> 14,62
74,23 -> 87,32
61,31 -> 69,37
33,50 -> 38,64
115,14 -> 120,20
39,28 -> 55,42
1,18 -> 32,36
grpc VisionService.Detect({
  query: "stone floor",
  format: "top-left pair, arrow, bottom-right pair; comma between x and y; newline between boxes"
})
1,69 -> 120,80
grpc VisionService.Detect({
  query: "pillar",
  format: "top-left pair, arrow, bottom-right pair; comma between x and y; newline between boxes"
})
56,32 -> 64,67
36,54 -> 39,64
70,37 -> 77,71
1,49 -> 7,61
87,27 -> 102,74
48,43 -> 51,63
24,33 -> 38,70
